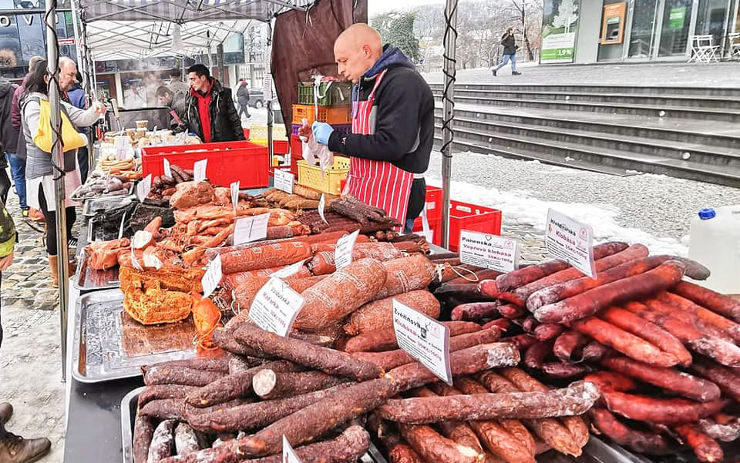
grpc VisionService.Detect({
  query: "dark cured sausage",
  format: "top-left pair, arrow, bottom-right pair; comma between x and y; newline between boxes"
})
534,261 -> 685,324
673,423 -> 724,463
400,424 -> 483,463
553,331 -> 590,363
132,413 -> 155,463
412,387 -> 484,456
451,302 -> 501,321
583,371 -> 637,393
240,425 -> 371,463
690,359 -> 740,402
174,423 -> 200,456
139,385 -> 197,407
251,369 -> 349,400
590,408 -> 674,455
660,292 -> 740,343
148,419 -> 176,462
602,391 -> 726,425
341,321 -> 481,353
533,324 -> 565,342
672,280 -> 740,323
524,341 -> 553,369
143,366 -> 227,387
540,362 -> 588,380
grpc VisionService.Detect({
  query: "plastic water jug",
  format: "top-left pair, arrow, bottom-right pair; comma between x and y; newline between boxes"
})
688,206 -> 740,294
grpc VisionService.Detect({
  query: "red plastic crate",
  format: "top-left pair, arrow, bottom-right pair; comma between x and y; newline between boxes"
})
412,214 -> 442,247
142,141 -> 269,188
422,185 -> 443,221
289,134 -> 302,176
413,199 -> 502,251
243,128 -> 250,139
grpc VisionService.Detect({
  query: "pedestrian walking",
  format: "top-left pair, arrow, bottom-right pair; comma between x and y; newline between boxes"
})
492,27 -> 521,76
236,79 -> 251,121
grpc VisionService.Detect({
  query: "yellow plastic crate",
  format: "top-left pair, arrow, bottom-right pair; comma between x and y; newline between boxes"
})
248,125 -> 287,141
297,156 -> 350,195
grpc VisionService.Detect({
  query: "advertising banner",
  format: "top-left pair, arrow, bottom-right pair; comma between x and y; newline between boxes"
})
541,0 -> 580,63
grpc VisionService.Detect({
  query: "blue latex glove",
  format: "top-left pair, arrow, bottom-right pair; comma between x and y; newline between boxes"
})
312,121 -> 334,145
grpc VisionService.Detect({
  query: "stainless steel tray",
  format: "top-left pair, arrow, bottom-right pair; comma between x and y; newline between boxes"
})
73,246 -> 120,291
72,289 -> 196,383
82,195 -> 135,217
121,387 -> 388,463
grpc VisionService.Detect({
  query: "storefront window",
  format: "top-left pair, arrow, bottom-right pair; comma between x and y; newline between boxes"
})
695,0 -> 729,44
629,0 -> 660,58
658,0 -> 693,56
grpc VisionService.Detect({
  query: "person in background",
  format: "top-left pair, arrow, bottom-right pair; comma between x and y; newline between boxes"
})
235,78 -> 251,121
9,56 -> 44,220
59,57 -> 90,183
181,64 -> 244,143
0,197 -> 53,463
304,24 -> 433,232
21,59 -> 106,287
492,27 -> 521,76
167,68 -> 189,100
0,77 -> 17,206
155,86 -> 187,129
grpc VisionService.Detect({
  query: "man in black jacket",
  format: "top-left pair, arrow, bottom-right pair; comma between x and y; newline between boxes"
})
308,24 -> 434,232
181,64 -> 244,143
492,27 -> 521,76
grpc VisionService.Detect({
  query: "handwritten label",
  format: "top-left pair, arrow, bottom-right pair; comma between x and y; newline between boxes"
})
136,174 -> 152,202
393,299 -> 452,385
334,230 -> 359,270
282,436 -> 302,463
272,259 -> 308,279
234,213 -> 270,245
230,181 -> 240,213
318,194 -> 327,223
194,159 -> 208,182
249,278 -> 305,337
163,158 -> 172,178
459,230 -> 519,273
274,169 -> 294,194
201,254 -> 223,298
545,208 -> 596,278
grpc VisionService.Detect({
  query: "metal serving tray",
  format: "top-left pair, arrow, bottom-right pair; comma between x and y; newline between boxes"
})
121,387 -> 388,463
72,289 -> 196,383
82,194 -> 135,218
73,246 -> 120,291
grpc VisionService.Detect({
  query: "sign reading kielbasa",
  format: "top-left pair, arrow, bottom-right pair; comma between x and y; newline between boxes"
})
459,230 -> 519,273
545,208 -> 596,278
392,299 -> 452,385
250,277 -> 305,337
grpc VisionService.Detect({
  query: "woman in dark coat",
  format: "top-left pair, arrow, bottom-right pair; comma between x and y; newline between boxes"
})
492,27 -> 522,76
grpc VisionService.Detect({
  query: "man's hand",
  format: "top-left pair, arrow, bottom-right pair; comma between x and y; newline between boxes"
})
0,253 -> 14,271
297,122 -> 312,141
91,101 -> 107,115
312,122 -> 334,145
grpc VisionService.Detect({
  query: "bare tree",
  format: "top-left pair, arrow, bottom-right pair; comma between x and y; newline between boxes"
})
507,0 -> 544,61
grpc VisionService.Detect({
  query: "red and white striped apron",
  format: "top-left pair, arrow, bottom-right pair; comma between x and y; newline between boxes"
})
347,70 -> 413,228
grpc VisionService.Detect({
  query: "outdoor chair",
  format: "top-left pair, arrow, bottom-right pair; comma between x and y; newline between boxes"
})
688,35 -> 720,63
729,33 -> 740,60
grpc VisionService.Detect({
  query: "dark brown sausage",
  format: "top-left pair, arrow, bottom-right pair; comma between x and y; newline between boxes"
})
148,419 -> 176,462
139,385 -> 197,407
552,331 -> 589,363
690,358 -> 740,402
143,366 -> 227,387
672,280 -> 740,323
602,391 -> 727,425
251,369 -> 349,400
590,408 -> 674,455
673,423 -> 724,463
132,413 -> 156,463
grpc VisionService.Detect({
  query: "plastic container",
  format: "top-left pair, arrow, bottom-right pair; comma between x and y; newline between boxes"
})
290,134 -> 302,176
142,141 -> 269,188
248,124 -> 287,141
297,156 -> 350,195
292,104 -> 353,125
249,139 -> 289,154
688,205 -> 740,294
412,199 -> 502,251
297,81 -> 352,106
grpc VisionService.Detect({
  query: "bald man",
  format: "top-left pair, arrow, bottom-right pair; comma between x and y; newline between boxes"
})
309,24 -> 434,232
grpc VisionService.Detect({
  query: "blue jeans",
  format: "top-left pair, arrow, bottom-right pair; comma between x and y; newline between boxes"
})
494,54 -> 517,72
5,153 -> 26,209
77,147 -> 89,184
404,218 -> 415,234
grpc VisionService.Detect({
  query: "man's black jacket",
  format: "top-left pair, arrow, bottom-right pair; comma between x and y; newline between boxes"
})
182,79 -> 245,142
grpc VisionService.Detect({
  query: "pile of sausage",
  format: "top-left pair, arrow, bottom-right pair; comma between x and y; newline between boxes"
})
435,241 -> 739,462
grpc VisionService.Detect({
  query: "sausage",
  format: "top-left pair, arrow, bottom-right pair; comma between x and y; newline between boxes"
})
143,365 -> 227,387
174,423 -> 200,456
524,341 -> 553,370
505,334 -> 537,351
341,321 -> 481,353
672,280 -> 740,323
351,327 -> 502,371
452,302 -> 501,321
148,419 -> 176,462
228,354 -> 260,374
436,283 -> 492,303
448,269 -> 504,286
660,292 -> 740,343
533,323 -> 565,341
229,275 -> 322,309
579,341 -> 610,362
520,316 -> 538,334
673,423 -> 724,463
143,356 -> 230,373
400,424 -> 484,463
560,416 -> 589,449
234,323 -> 383,381
251,369 -> 349,400
602,391 -> 727,425
699,414 -> 740,442
139,399 -> 186,421
535,261 -> 686,324
599,306 -> 692,367
138,385 -> 198,407
132,413 -> 156,463
343,290 -> 441,336
690,359 -> 740,402
497,304 -> 527,320
583,371 -> 637,393
374,255 -> 436,300
220,241 -> 313,274
294,258 -> 388,332
590,408 -> 674,455
412,387 -> 484,456
249,425 -> 371,463
307,243 -> 402,275
540,362 -> 588,380
570,316 -> 682,367
552,331 -> 590,363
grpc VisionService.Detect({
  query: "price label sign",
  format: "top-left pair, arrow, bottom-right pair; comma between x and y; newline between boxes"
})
234,213 -> 270,245
334,230 -> 359,270
459,230 -> 519,273
545,208 -> 596,278
393,299 -> 452,385
274,169 -> 294,194
318,194 -> 328,223
136,174 -> 152,202
194,159 -> 208,182
230,181 -> 240,213
249,278 -> 306,337
163,158 -> 172,178
282,436 -> 302,463
272,259 -> 308,279
201,254 -> 223,298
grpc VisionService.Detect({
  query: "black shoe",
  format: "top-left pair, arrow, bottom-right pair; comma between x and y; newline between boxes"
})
0,403 -> 12,425
512,71 -> 522,76
0,431 -> 51,463
492,69 -> 497,77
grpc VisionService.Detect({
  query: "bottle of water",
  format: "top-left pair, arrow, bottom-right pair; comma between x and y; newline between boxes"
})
688,206 -> 740,294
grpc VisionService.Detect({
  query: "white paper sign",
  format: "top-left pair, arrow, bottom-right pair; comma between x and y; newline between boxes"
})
201,254 -> 223,298
249,278 -> 305,337
234,213 -> 270,245
230,181 -> 240,212
318,194 -> 327,223
274,169 -> 294,194
282,436 -> 302,463
272,259 -> 308,279
393,299 -> 452,385
130,241 -> 143,271
334,230 -> 359,270
545,208 -> 596,278
420,208 -> 433,243
163,158 -> 172,178
459,230 -> 519,273
136,174 -> 152,202
194,159 -> 208,182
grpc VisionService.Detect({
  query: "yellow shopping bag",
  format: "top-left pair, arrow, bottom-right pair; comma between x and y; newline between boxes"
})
33,99 -> 87,153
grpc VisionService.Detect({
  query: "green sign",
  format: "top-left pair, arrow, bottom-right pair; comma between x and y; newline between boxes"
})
669,6 -> 686,29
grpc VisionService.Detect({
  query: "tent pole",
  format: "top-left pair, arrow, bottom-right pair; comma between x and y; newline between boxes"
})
440,0 -> 458,249
45,0 -> 69,383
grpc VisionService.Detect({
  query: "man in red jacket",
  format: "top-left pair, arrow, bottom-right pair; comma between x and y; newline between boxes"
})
181,64 -> 244,143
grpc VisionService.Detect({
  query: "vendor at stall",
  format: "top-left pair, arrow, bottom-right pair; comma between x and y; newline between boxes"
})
180,64 -> 245,143
306,23 -> 434,232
